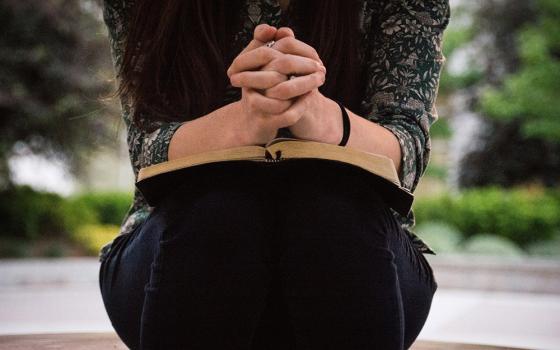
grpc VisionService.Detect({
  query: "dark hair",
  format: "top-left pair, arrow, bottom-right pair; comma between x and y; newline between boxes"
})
118,0 -> 366,130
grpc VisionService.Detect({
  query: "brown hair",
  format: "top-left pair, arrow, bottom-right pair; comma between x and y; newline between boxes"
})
118,0 -> 366,130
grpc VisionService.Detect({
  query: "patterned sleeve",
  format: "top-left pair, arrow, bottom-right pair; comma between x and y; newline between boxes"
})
102,0 -> 184,178
360,0 -> 451,193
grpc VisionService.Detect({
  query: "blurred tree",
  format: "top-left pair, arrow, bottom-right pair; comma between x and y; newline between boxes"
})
457,0 -> 560,188
0,0 -> 118,188
479,0 -> 560,141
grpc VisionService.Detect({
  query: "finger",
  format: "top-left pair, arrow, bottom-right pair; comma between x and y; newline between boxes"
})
263,71 -> 325,100
246,88 -> 293,115
227,46 -> 284,78
270,90 -> 312,129
272,36 -> 323,66
254,23 -> 278,43
230,71 -> 288,89
262,54 -> 325,76
239,24 -> 278,56
274,27 -> 295,40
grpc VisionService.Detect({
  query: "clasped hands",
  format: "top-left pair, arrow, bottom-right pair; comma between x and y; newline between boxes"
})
226,24 -> 338,146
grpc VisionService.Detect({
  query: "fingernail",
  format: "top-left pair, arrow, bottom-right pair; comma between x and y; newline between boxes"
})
320,65 -> 327,73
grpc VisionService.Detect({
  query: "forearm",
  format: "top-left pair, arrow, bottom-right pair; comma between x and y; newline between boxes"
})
168,101 -> 247,160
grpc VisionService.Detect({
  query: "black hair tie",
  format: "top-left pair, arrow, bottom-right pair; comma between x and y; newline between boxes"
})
335,100 -> 350,147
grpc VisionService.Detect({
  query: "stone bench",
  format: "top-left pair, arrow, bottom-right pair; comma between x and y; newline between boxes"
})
0,332 -> 530,349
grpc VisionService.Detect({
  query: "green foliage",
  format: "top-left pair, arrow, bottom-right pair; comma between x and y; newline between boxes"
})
439,69 -> 484,91
430,118 -> 452,139
0,185 -> 130,241
438,5 -> 484,94
414,186 -> 560,247
68,192 -> 133,225
526,231 -> 560,257
478,0 -> 560,141
0,0 -> 117,184
442,25 -> 477,59
462,233 -> 526,257
0,238 -> 31,258
0,185 -> 77,240
424,164 -> 447,180
414,221 -> 463,253
70,224 -> 121,255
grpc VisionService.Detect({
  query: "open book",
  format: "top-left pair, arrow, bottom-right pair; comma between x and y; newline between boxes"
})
136,137 -> 414,216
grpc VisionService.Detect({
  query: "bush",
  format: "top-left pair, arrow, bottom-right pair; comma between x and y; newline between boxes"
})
414,221 -> 463,253
0,238 -> 31,258
67,192 -> 132,225
71,224 -> 121,255
526,231 -> 560,257
0,185 -> 131,242
461,233 -> 526,257
414,186 -> 560,248
0,185 -> 88,240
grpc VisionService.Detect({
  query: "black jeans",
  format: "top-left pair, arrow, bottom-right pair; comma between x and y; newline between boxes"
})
99,160 -> 438,350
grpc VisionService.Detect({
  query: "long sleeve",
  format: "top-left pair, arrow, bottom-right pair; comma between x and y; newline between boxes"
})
102,0 -> 184,179
360,0 -> 450,193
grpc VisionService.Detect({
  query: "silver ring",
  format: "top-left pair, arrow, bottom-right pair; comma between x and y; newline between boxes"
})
265,40 -> 275,48
288,75 -> 297,80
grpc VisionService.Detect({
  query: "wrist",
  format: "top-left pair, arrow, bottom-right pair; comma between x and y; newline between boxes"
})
226,100 -> 253,146
289,92 -> 341,144
321,96 -> 344,145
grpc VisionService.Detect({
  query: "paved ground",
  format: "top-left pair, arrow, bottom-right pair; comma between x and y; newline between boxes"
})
0,332 -> 529,350
1,257 -> 559,349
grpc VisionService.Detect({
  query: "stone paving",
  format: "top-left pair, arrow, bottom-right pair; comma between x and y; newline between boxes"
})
1,256 -> 559,349
0,332 -> 531,350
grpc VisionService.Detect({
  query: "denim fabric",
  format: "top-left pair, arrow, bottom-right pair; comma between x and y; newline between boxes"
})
99,160 -> 438,350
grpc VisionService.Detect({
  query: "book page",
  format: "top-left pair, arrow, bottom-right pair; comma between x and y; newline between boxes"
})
138,145 -> 266,181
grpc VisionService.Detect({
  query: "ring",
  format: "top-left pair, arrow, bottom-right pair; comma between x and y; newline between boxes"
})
288,75 -> 296,80
265,40 -> 275,48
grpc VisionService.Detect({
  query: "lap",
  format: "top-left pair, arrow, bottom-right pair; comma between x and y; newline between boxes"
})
99,160 -> 437,349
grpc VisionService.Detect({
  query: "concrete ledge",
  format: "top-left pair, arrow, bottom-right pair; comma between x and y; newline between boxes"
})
0,332 -> 530,350
427,254 -> 560,294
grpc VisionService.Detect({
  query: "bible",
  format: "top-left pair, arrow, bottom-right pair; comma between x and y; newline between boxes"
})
136,137 -> 414,216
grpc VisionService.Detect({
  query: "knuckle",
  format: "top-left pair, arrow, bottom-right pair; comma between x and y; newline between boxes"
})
284,37 -> 296,50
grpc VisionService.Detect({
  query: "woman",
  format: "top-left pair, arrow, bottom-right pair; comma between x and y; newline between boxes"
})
98,0 -> 450,349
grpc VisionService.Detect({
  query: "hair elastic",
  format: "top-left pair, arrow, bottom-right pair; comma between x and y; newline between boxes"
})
335,100 -> 350,147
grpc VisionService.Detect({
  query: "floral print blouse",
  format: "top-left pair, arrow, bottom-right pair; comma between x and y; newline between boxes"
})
98,0 -> 451,263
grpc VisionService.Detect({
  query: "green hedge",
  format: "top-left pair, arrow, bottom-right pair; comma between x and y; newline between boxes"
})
414,186 -> 560,247
0,185 -> 132,240
67,192 -> 132,226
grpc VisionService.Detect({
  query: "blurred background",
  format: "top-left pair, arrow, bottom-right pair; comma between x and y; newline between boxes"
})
0,0 -> 559,349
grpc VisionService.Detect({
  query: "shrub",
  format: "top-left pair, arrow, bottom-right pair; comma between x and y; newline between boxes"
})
71,224 -> 121,255
67,192 -> 132,225
0,185 -> 131,241
526,231 -> 560,257
414,186 -> 560,248
0,185 -> 90,240
414,221 -> 463,253
461,233 -> 526,257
